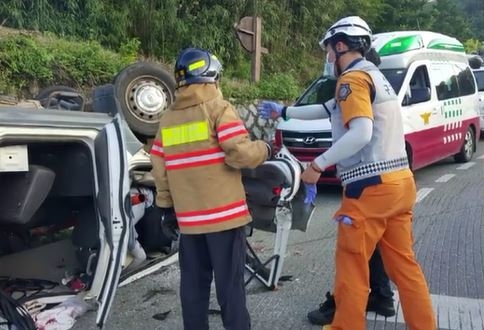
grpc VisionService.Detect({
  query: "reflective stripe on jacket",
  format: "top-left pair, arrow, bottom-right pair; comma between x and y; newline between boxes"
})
150,83 -> 268,234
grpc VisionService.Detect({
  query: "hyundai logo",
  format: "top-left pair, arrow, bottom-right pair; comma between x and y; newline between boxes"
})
303,136 -> 316,145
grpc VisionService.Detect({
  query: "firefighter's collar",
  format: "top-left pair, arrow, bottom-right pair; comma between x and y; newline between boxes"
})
172,84 -> 222,110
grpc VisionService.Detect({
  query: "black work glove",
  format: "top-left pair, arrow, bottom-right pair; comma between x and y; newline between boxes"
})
160,207 -> 179,241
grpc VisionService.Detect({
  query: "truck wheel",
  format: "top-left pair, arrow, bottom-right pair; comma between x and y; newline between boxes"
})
454,127 -> 475,163
35,85 -> 84,111
113,62 -> 175,143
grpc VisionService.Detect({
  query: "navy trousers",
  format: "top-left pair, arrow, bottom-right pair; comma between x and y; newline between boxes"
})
369,247 -> 393,299
179,226 -> 250,330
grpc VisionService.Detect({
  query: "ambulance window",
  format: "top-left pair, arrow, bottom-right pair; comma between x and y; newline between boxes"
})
431,63 -> 459,100
409,66 -> 431,90
402,65 -> 431,105
380,69 -> 406,93
455,64 -> 476,96
474,70 -> 484,92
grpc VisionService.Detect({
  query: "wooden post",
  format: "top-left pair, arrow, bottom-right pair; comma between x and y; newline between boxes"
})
251,16 -> 262,82
235,16 -> 268,83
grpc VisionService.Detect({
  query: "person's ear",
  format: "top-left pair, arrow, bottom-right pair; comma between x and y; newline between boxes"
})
335,41 -> 345,52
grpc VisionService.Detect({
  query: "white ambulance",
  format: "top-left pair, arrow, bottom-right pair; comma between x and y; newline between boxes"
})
276,31 -> 481,182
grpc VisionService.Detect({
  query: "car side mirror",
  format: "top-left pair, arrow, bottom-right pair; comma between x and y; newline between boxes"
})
407,87 -> 431,105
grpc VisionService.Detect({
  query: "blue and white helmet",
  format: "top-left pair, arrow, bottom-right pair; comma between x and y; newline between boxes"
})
174,48 -> 223,89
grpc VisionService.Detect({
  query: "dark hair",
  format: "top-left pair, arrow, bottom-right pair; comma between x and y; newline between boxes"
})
365,47 -> 381,66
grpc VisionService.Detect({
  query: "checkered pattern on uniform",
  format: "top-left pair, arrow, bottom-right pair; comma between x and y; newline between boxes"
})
340,157 -> 409,183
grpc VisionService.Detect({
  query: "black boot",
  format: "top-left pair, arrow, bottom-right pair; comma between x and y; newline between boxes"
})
306,292 -> 396,326
366,293 -> 395,317
306,292 -> 335,326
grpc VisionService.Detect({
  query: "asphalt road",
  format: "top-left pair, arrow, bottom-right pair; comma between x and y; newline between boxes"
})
74,139 -> 484,330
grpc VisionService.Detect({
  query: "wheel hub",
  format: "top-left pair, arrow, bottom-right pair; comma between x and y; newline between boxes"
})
128,79 -> 168,122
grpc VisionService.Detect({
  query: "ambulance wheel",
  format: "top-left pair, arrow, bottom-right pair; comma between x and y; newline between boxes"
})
113,62 -> 176,142
454,127 -> 475,163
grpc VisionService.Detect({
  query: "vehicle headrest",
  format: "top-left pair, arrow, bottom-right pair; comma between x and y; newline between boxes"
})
468,55 -> 483,69
91,84 -> 121,116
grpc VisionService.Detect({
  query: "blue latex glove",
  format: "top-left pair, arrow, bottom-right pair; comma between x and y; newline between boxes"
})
304,183 -> 317,204
257,100 -> 284,119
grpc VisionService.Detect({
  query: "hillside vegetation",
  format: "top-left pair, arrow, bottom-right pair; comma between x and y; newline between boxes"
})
0,0 -> 482,101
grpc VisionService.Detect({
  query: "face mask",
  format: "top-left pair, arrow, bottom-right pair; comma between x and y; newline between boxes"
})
323,61 -> 336,78
323,52 -> 340,78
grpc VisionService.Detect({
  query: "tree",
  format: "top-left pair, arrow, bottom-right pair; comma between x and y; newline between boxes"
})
427,0 -> 473,41
374,0 -> 434,32
459,0 -> 484,40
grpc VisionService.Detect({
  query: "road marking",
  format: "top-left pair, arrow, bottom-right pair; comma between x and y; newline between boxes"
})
456,162 -> 475,170
435,174 -> 455,183
416,188 -> 433,203
477,154 -> 484,160
367,291 -> 484,330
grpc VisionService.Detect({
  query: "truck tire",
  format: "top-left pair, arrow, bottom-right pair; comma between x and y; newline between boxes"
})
113,62 -> 175,143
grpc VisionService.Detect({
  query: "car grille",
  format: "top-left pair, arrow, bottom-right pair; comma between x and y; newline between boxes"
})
282,131 -> 332,148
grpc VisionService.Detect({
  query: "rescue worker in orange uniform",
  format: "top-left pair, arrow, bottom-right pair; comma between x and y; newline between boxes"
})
259,48 -> 396,326
150,47 -> 271,330
258,16 -> 436,330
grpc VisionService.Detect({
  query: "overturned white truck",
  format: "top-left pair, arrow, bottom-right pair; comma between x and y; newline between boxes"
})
0,62 -> 314,329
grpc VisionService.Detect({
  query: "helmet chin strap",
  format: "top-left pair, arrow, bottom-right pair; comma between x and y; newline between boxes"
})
331,43 -> 349,77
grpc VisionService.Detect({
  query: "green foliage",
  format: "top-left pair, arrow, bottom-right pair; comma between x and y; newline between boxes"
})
119,38 -> 142,64
0,0 -> 483,100
221,73 -> 303,102
459,0 -> 484,41
256,73 -> 302,101
426,0 -> 473,41
464,39 -> 484,54
221,79 -> 259,101
0,36 -> 54,91
0,34 -> 139,96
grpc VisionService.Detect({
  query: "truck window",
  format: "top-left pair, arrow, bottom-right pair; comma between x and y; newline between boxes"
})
380,68 -> 406,94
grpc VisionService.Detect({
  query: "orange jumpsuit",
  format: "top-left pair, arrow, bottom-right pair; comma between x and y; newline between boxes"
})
328,65 -> 436,330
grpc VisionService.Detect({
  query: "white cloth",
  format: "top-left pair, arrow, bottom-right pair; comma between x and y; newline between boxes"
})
35,297 -> 89,330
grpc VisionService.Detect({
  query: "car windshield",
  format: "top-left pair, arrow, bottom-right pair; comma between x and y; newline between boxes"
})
473,70 -> 484,92
296,69 -> 408,106
380,68 -> 407,94
295,76 -> 326,106
295,76 -> 337,106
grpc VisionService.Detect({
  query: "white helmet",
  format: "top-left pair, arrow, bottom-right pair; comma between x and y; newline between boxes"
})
320,16 -> 372,55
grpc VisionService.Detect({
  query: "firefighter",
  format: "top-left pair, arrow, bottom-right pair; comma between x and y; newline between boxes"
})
150,47 -> 272,330
258,16 -> 436,330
